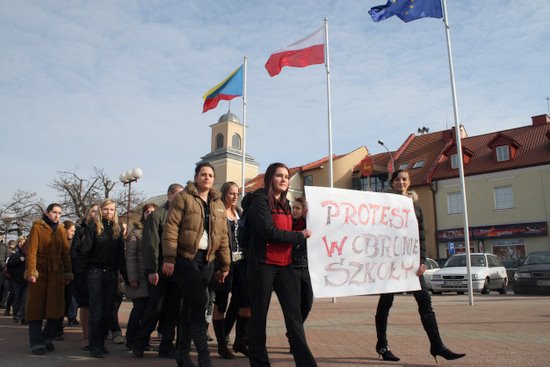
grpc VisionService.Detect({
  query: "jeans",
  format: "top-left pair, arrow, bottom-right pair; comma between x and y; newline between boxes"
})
29,319 -> 56,350
88,268 -> 117,353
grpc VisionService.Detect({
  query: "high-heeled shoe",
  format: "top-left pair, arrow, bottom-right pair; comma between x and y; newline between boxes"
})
377,346 -> 400,361
430,346 -> 466,363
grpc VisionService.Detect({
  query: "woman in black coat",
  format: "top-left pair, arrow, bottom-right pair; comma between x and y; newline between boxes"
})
243,162 -> 316,367
375,170 -> 465,362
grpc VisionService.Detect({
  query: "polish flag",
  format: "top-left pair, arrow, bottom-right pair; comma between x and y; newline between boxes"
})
265,26 -> 325,77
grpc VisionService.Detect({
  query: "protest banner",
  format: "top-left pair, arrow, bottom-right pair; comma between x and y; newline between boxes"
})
304,186 -> 421,298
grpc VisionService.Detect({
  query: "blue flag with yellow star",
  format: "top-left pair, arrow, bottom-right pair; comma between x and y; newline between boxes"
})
369,0 -> 443,23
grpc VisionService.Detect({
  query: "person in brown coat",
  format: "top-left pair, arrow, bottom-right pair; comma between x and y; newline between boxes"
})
24,203 -> 73,355
162,163 -> 231,367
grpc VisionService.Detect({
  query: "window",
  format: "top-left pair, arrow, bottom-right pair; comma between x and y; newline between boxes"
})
494,186 -> 514,209
447,192 -> 464,214
450,154 -> 458,169
398,163 -> 409,170
370,174 -> 389,192
231,133 -> 241,150
412,160 -> 424,169
216,133 -> 224,149
495,145 -> 510,162
304,175 -> 313,186
352,174 -> 388,192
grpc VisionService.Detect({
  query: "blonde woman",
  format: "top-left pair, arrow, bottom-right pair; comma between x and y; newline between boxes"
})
79,199 -> 125,358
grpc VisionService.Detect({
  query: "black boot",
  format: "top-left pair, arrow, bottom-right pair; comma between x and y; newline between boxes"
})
213,319 -> 235,359
421,313 -> 465,362
375,314 -> 400,362
233,315 -> 249,356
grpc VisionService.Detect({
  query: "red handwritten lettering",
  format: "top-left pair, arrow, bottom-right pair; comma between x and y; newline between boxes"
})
322,235 -> 348,257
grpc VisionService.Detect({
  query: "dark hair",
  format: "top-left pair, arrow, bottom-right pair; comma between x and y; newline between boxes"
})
263,162 -> 290,211
46,203 -> 62,213
221,181 -> 239,207
167,183 -> 184,194
390,169 -> 410,185
194,162 -> 215,178
141,203 -> 158,223
63,220 -> 75,230
293,196 -> 307,209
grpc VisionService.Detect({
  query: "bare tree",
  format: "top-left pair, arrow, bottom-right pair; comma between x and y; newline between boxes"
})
50,168 -> 145,223
94,167 -> 116,199
0,190 -> 44,237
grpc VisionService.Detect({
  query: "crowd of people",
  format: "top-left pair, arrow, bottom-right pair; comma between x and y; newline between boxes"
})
0,163 -> 465,366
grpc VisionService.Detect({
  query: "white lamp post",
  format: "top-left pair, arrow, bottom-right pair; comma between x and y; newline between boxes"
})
119,168 -> 143,228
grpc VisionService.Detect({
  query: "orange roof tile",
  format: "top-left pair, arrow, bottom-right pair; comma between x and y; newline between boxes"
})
432,120 -> 550,180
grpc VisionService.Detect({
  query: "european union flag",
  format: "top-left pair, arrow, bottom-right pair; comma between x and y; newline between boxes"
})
369,0 -> 443,23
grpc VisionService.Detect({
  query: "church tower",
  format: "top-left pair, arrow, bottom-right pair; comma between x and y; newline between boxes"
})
197,112 -> 260,189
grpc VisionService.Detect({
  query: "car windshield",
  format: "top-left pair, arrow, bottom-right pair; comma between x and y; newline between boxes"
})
524,253 -> 550,265
444,255 -> 486,267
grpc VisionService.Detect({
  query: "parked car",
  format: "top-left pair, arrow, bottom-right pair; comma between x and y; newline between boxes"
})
435,258 -> 448,268
431,253 -> 508,295
513,251 -> 550,295
423,257 -> 440,292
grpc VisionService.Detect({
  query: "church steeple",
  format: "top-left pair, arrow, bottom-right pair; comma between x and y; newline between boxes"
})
198,112 -> 259,189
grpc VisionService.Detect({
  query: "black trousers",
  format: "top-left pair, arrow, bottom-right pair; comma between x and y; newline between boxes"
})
174,256 -> 213,359
87,268 -> 117,353
126,297 -> 147,348
133,275 -> 180,350
293,266 -> 314,323
248,263 -> 317,367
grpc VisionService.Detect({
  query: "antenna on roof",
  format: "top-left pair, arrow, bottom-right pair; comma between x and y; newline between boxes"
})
546,97 -> 550,115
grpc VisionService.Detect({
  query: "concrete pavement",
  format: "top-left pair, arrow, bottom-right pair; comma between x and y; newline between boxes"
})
1,293 -> 549,367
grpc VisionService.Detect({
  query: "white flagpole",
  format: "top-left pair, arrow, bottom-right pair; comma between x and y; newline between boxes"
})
441,0 -> 474,306
324,18 -> 334,189
241,57 -> 248,201
324,18 -> 336,304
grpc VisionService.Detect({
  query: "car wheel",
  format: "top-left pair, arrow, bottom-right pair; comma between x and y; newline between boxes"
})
431,290 -> 442,295
457,291 -> 465,295
481,277 -> 490,294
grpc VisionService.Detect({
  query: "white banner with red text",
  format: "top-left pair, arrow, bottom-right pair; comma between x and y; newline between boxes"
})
304,186 -> 421,298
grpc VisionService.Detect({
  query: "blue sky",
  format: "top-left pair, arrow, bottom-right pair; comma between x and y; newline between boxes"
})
1,0 -> 549,203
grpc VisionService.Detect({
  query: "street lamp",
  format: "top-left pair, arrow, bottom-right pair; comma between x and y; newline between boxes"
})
377,139 -> 395,174
119,167 -> 143,229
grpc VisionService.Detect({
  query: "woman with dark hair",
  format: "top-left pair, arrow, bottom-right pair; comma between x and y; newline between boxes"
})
375,169 -> 465,363
162,162 -> 231,367
242,162 -> 316,367
79,198 -> 125,358
125,202 -> 157,350
211,181 -> 251,359
25,203 -> 73,355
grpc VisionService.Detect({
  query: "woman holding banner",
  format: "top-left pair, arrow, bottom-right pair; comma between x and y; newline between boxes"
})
375,170 -> 465,362
242,162 -> 317,367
